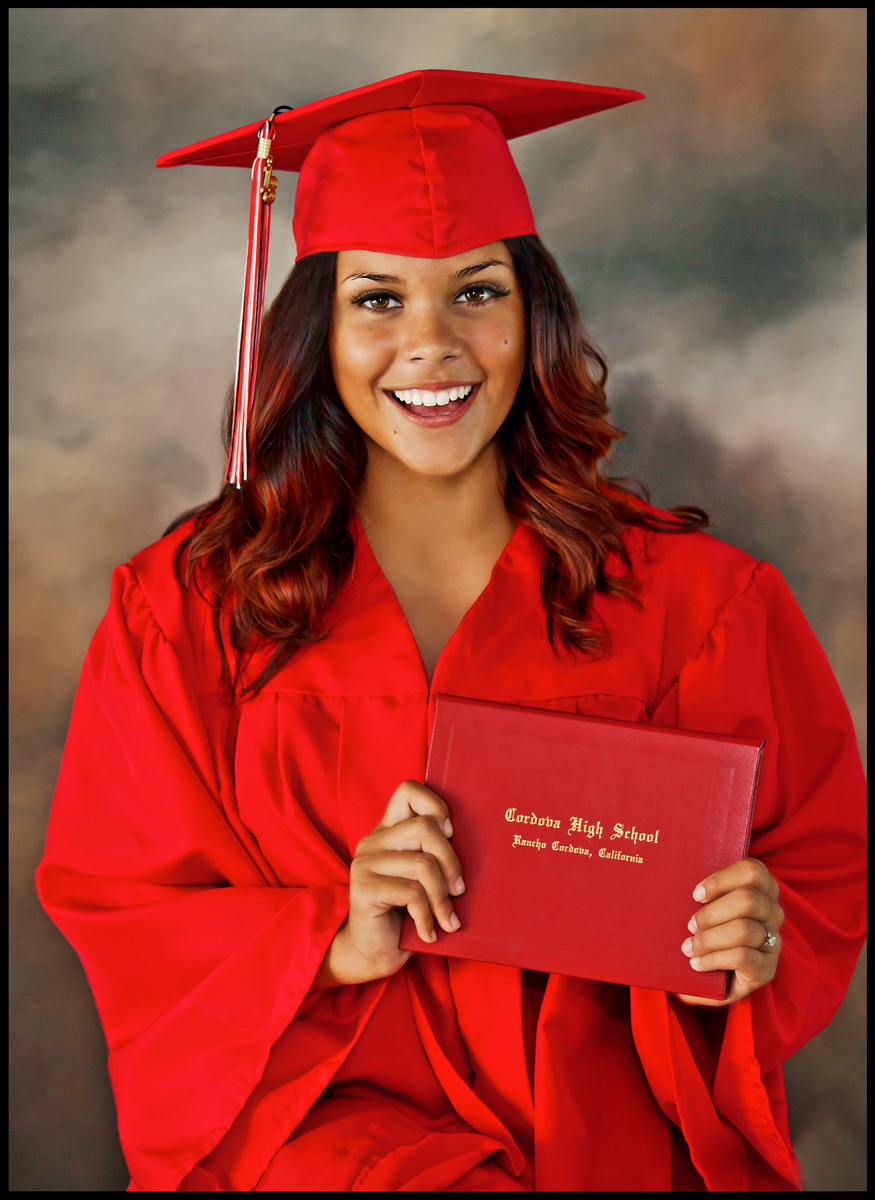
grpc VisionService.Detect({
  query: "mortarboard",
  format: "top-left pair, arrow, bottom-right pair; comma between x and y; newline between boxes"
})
157,69 -> 644,486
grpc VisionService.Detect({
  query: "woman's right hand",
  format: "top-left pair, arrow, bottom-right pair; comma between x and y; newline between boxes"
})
314,779 -> 465,987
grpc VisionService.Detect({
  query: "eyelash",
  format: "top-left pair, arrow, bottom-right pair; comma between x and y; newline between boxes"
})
349,283 -> 512,311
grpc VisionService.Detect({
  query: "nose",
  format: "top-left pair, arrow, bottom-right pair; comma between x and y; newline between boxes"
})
401,302 -> 464,365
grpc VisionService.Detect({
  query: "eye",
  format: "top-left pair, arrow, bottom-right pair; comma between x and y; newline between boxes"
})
352,292 -> 402,311
349,283 -> 511,311
460,285 -> 498,305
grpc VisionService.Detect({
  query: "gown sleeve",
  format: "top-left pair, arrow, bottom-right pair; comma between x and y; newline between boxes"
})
34,560 -> 364,1192
629,558 -> 866,1190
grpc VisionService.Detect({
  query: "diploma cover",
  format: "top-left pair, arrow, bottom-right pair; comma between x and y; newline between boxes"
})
400,694 -> 764,1000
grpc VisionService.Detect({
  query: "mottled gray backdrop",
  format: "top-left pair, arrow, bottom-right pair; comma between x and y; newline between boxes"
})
10,8 -> 866,1191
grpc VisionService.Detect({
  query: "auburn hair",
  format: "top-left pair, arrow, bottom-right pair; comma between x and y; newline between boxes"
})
165,235 -> 708,699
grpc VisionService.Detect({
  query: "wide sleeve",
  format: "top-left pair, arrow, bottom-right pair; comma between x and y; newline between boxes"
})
629,559 -> 866,1190
34,562 -> 365,1191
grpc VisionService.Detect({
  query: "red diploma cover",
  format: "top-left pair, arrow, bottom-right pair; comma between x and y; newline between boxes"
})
400,694 -> 764,1000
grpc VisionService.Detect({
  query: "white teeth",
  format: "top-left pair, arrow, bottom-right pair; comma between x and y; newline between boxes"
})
391,385 -> 474,407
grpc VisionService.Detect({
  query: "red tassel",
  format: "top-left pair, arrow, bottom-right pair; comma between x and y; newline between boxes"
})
226,119 -> 278,488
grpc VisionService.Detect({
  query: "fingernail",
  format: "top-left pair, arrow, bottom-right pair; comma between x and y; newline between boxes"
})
429,929 -> 437,942
687,915 -> 698,934
693,884 -> 706,902
681,938 -> 693,956
443,818 -> 454,837
453,875 -> 465,895
690,957 -> 702,969
449,912 -> 461,930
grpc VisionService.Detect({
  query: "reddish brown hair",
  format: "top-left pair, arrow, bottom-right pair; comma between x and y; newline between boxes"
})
166,235 -> 708,699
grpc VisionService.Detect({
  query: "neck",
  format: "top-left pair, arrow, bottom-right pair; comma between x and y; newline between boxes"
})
355,444 -> 516,574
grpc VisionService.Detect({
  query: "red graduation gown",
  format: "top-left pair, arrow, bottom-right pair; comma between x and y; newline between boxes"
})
36,509 -> 866,1191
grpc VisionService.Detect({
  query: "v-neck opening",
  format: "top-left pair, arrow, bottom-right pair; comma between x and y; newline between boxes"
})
352,509 -> 526,692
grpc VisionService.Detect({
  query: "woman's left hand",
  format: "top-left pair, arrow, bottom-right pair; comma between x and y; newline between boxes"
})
673,857 -> 784,1007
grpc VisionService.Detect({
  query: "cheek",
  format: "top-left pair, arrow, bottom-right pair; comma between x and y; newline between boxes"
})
473,311 -> 526,373
333,324 -> 394,389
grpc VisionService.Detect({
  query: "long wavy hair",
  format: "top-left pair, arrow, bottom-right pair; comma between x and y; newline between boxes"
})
165,235 -> 708,699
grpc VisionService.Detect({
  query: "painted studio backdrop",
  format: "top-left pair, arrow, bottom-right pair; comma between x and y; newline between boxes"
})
10,9 -> 865,1192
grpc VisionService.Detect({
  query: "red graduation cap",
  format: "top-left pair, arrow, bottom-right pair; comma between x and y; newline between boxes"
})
157,69 -> 644,486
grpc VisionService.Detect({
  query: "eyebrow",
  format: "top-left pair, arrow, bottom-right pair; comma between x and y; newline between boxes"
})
341,259 -> 511,286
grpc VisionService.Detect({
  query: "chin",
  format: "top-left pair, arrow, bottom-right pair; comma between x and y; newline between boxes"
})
399,454 -> 479,479
397,439 -> 496,479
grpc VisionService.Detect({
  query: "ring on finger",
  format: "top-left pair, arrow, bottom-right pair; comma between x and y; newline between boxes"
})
758,922 -> 777,950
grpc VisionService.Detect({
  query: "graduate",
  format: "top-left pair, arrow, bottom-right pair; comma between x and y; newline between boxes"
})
36,70 -> 866,1191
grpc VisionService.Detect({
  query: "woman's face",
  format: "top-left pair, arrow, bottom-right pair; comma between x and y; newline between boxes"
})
329,241 -> 527,481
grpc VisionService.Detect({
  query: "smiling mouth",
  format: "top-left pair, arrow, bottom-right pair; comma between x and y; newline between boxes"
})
384,384 -> 479,415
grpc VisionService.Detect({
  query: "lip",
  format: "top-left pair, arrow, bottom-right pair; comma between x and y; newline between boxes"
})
383,382 -> 481,427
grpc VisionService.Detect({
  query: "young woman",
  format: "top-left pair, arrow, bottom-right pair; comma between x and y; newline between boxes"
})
36,72 -> 866,1191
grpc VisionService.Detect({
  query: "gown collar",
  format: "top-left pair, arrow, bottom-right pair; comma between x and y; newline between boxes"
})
260,508 -> 555,698
350,507 -> 535,696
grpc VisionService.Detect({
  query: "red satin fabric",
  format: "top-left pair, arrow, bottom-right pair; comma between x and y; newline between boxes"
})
292,104 -> 536,261
35,508 -> 866,1190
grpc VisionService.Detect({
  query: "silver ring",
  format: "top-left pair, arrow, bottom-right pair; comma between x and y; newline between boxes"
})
759,924 -> 777,950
